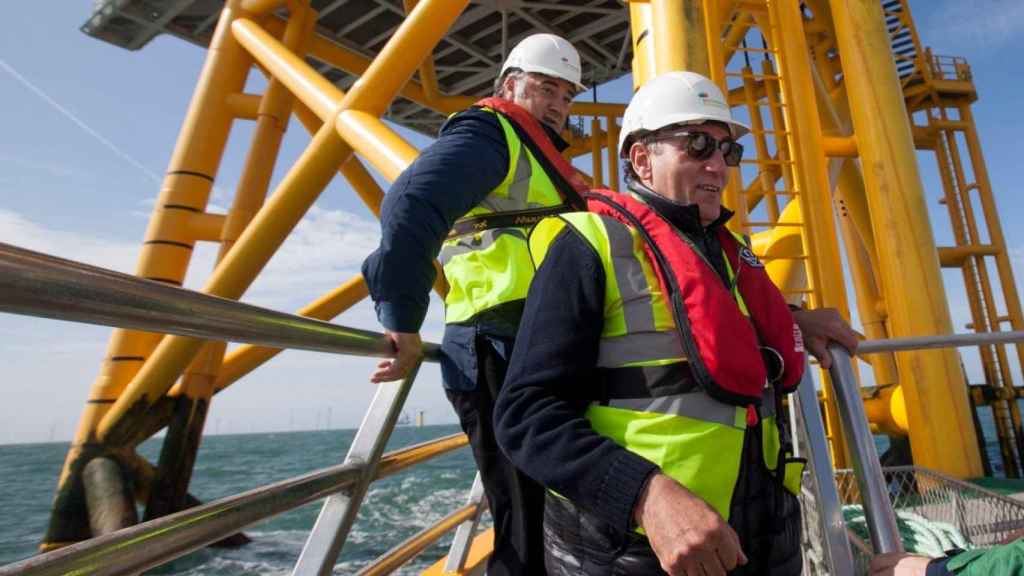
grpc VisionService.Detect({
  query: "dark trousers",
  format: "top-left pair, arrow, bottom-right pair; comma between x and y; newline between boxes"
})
445,336 -> 548,576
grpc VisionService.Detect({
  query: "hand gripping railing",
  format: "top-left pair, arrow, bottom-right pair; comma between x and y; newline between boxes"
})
0,242 -> 494,574
820,330 -> 1024,563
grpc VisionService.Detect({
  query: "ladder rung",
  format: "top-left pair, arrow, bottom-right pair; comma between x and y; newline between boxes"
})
743,158 -> 794,165
744,221 -> 805,227
762,255 -> 809,261
726,72 -> 782,81
748,128 -> 790,135
735,47 -> 778,55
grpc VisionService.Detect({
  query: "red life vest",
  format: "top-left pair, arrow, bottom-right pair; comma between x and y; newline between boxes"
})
472,97 -> 589,207
585,188 -> 805,404
472,97 -> 804,401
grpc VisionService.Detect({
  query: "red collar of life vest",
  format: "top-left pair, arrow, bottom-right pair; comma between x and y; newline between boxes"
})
585,188 -> 805,404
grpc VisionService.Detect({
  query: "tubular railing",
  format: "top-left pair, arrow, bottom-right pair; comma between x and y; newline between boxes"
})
0,241 -> 487,575
5,240 -> 1024,575
0,242 -> 434,359
820,330 -> 1024,566
0,434 -> 468,576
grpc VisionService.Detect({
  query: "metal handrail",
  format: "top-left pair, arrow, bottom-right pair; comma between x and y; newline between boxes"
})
828,330 -> 1024,555
858,330 -> 1024,354
828,345 -> 904,555
794,361 -> 856,573
356,502 -> 478,576
0,433 -> 468,576
0,241 -> 440,360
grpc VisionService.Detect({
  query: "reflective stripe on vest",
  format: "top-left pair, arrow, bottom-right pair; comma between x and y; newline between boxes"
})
439,109 -> 565,324
533,213 -> 681,367
529,210 -> 785,521
605,393 -> 747,429
604,386 -> 776,427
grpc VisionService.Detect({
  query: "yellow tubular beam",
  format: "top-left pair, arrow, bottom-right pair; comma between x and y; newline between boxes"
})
958,104 -> 1024,357
651,0 -> 710,76
167,5 -> 313,404
629,2 -> 657,88
50,4 -> 255,539
402,0 -> 440,104
863,385 -> 909,436
276,18 -> 624,119
98,123 -> 352,445
606,118 -> 620,191
226,93 -> 262,119
828,0 -> 981,477
836,185 -> 899,388
214,274 -> 370,390
232,18 -> 344,121
702,0 -> 726,88
339,0 -> 469,117
376,433 -> 470,477
771,0 -> 850,313
822,136 -> 858,157
741,67 -> 780,221
359,504 -> 478,576
590,118 -> 604,188
336,110 -> 419,182
186,212 -> 227,242
239,0 -> 286,15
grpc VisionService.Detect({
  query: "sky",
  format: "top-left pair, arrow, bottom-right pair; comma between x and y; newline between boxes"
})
0,1 -> 1022,444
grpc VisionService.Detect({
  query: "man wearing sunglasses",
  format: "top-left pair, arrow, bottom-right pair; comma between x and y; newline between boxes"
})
495,71 -> 855,575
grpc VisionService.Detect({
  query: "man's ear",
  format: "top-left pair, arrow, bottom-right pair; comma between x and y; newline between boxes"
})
500,73 -> 519,99
630,141 -> 653,184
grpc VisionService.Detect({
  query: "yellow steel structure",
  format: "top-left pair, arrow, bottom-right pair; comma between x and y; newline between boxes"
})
49,0 -> 1024,563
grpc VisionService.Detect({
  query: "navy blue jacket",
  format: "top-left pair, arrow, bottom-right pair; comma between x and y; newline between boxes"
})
493,188 -> 735,533
361,107 -> 567,390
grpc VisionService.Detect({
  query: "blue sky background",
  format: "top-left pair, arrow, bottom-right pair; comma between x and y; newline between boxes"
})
0,1 -> 1022,444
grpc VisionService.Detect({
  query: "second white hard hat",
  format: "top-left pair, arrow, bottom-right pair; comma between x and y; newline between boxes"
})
500,33 -> 586,93
618,71 -> 750,158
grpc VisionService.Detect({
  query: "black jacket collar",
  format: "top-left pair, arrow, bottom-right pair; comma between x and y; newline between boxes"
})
626,178 -> 734,236
543,123 -> 570,152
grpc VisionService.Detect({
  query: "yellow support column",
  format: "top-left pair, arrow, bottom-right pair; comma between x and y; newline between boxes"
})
605,117 -> 620,191
770,0 -> 856,464
145,3 -> 316,522
628,2 -> 657,88
591,118 -> 604,188
97,0 -> 468,445
828,0 -> 982,477
650,0 -> 710,77
44,0 -> 255,550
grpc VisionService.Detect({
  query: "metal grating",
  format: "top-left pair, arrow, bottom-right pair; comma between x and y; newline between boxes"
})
81,0 -> 632,135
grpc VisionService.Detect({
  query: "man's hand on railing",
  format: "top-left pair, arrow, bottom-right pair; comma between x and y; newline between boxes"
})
792,308 -> 859,369
869,552 -> 933,575
371,330 -> 422,383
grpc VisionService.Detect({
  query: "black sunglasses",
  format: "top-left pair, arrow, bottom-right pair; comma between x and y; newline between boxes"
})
644,129 -> 744,167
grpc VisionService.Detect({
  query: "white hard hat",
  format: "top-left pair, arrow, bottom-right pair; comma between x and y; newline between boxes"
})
618,71 -> 749,158
500,33 -> 586,93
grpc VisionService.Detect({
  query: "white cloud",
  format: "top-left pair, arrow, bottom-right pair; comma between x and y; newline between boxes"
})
0,205 -> 382,312
0,208 -> 140,273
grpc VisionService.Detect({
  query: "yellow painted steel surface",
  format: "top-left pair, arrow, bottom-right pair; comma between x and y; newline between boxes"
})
47,0 -> 1024,561
420,529 -> 493,576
